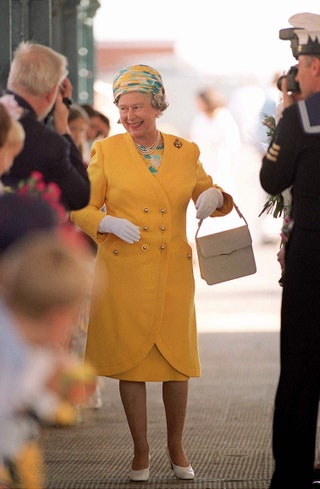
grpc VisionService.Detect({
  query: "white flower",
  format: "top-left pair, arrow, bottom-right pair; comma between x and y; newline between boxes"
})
0,94 -> 23,120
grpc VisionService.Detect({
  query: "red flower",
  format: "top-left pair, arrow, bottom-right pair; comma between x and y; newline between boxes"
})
17,171 -> 67,223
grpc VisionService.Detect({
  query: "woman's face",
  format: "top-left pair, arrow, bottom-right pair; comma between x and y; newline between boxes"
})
69,116 -> 88,149
117,92 -> 159,144
87,115 -> 109,140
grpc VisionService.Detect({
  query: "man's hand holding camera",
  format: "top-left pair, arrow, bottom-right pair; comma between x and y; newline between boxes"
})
278,66 -> 303,109
52,77 -> 73,135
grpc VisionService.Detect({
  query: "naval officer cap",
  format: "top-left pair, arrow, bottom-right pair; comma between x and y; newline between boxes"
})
282,12 -> 320,58
278,26 -> 301,59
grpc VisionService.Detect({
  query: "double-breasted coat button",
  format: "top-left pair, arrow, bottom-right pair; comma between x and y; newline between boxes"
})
143,207 -> 150,213
160,208 -> 166,214
141,244 -> 149,251
113,249 -> 119,255
160,225 -> 166,232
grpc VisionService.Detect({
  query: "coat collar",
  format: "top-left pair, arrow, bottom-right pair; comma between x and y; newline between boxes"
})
6,90 -> 37,120
298,91 -> 320,134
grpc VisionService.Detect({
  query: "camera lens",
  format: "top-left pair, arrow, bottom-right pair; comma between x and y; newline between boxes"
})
277,66 -> 300,93
277,75 -> 285,91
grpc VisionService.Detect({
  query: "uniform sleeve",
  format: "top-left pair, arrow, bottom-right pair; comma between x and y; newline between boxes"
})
70,140 -> 108,243
260,105 -> 301,195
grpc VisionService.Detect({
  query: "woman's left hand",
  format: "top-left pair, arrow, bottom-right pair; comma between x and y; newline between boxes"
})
196,187 -> 223,220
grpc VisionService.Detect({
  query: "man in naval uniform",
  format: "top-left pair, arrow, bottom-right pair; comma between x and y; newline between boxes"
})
260,12 -> 320,489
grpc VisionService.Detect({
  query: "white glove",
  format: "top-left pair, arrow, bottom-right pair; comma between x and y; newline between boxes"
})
195,187 -> 223,220
98,215 -> 141,244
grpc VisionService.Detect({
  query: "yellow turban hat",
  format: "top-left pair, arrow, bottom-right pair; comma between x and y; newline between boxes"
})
112,64 -> 164,102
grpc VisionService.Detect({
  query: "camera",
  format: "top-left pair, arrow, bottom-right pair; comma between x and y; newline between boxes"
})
277,65 -> 300,93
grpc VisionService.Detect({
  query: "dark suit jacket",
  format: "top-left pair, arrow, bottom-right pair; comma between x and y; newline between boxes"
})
1,93 -> 90,211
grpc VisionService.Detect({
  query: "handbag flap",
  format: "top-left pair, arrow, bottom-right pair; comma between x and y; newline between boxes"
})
196,225 -> 252,258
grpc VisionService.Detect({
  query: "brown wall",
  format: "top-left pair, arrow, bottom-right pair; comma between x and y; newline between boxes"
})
95,40 -> 174,77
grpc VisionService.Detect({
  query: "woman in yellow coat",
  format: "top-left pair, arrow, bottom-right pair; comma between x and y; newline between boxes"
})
70,64 -> 233,482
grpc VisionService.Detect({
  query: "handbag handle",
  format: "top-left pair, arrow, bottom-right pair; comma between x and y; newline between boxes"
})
195,201 -> 249,240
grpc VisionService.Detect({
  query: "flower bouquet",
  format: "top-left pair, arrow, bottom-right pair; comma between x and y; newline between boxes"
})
17,170 -> 67,223
259,114 -> 291,218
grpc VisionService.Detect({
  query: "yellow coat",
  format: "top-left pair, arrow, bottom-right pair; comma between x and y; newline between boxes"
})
71,132 -> 233,377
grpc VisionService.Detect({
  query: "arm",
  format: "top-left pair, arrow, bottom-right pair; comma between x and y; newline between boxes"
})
46,78 -> 90,210
260,105 -> 301,196
192,159 -> 233,217
49,133 -> 90,211
70,140 -> 109,240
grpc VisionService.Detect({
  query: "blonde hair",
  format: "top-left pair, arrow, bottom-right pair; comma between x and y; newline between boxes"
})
1,231 -> 90,319
6,119 -> 25,149
7,42 -> 68,96
0,104 -> 11,147
0,105 -> 25,175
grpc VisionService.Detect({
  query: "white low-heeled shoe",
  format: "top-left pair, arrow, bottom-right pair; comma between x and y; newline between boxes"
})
167,450 -> 195,480
128,467 -> 150,482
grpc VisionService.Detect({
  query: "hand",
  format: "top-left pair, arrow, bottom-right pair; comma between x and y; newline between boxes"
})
196,187 -> 223,220
280,77 -> 303,109
98,215 -> 141,244
277,246 -> 285,272
52,77 -> 73,135
59,77 -> 73,101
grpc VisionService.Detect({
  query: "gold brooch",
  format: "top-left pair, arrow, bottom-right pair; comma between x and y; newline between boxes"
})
174,138 -> 182,148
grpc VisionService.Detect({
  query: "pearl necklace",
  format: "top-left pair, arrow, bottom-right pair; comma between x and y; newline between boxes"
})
135,131 -> 162,155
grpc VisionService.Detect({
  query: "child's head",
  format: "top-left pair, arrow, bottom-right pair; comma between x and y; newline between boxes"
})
68,104 -> 89,154
81,104 -> 110,140
0,192 -> 57,253
0,102 -> 25,176
0,230 -> 91,347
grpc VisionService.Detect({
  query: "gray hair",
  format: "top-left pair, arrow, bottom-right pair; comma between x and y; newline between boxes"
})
7,42 -> 68,96
151,91 -> 169,115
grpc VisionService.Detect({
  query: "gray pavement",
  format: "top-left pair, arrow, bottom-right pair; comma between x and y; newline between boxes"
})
40,241 -> 284,489
194,239 -> 282,333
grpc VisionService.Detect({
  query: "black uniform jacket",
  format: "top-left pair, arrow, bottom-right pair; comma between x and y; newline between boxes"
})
260,91 -> 320,230
1,93 -> 90,211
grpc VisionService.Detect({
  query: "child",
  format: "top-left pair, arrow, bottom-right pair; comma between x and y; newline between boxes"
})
0,230 -> 96,489
0,95 -> 25,181
68,104 -> 89,166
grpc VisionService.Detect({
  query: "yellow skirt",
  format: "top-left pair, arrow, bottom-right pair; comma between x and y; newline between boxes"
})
109,345 -> 189,381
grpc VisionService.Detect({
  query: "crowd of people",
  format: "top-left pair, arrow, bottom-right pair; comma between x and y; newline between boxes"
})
0,41 -> 108,488
1,9 -> 320,489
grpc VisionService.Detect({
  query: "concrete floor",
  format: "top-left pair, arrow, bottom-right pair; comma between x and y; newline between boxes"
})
40,242 -> 284,489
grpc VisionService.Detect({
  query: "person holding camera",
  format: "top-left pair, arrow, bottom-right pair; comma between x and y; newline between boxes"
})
260,12 -> 320,489
1,42 -> 90,211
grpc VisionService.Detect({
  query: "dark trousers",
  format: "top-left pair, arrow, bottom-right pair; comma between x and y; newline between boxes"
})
269,227 -> 320,489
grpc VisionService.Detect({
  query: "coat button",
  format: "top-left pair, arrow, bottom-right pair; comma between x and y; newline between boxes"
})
143,225 -> 149,231
160,208 -> 166,214
160,244 -> 166,251
113,249 -> 119,255
187,253 -> 192,260
160,225 -> 166,232
141,244 -> 149,251
143,207 -> 150,213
